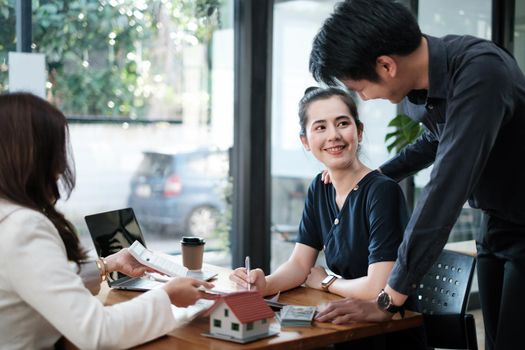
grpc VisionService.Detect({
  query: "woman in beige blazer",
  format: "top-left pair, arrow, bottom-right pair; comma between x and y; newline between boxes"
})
0,92 -> 215,349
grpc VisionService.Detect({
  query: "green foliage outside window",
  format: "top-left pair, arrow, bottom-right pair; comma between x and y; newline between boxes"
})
0,0 -> 15,91
213,176 -> 232,251
0,0 -> 221,118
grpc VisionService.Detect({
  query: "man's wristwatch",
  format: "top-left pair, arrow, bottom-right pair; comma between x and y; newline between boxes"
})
377,289 -> 405,318
321,275 -> 338,291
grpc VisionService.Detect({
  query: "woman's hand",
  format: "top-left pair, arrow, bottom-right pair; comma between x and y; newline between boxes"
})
163,277 -> 216,307
305,266 -> 328,290
229,267 -> 266,292
104,248 -> 157,277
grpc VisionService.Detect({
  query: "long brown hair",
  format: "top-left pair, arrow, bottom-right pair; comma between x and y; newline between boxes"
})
0,92 -> 86,263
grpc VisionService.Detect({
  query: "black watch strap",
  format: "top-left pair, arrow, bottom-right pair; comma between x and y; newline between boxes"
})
385,303 -> 405,318
377,289 -> 405,318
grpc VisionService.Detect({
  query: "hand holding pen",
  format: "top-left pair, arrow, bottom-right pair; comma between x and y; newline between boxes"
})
229,258 -> 267,293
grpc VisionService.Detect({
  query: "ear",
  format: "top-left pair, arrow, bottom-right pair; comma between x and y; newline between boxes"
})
357,123 -> 364,143
300,135 -> 310,151
376,55 -> 397,79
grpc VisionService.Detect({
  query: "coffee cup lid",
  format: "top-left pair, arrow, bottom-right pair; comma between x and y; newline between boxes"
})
181,236 -> 205,246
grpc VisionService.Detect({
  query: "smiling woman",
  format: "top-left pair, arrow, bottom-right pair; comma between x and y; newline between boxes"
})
297,87 -> 379,217
230,86 -> 427,350
299,92 -> 363,180
0,92 -> 216,350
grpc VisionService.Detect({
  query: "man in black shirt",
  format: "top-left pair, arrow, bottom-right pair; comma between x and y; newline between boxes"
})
309,1 -> 525,349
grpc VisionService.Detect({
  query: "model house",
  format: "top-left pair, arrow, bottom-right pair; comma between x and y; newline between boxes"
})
206,291 -> 275,342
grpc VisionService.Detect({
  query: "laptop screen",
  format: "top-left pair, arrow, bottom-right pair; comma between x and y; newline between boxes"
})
85,208 -> 147,258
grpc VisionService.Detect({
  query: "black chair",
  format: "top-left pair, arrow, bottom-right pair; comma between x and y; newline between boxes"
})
416,249 -> 478,350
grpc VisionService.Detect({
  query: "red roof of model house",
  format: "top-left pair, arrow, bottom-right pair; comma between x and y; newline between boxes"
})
206,291 -> 275,324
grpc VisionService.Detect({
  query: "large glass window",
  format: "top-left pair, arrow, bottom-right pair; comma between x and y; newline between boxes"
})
419,0 -> 492,38
270,0 -> 494,273
417,0 -> 491,242
1,0 -> 234,264
0,0 -> 15,92
271,0 -> 334,271
270,0 -> 397,271
515,0 -> 525,71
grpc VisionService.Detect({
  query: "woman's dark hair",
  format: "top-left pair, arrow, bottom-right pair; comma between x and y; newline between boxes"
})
0,93 -> 86,264
310,0 -> 422,85
298,86 -> 361,136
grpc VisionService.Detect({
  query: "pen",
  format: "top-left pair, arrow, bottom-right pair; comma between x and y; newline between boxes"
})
245,256 -> 251,291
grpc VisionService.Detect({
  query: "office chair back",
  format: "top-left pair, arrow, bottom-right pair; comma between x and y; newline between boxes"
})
417,249 -> 478,350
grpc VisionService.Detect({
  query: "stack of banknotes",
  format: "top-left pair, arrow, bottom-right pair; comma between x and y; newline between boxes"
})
276,305 -> 316,327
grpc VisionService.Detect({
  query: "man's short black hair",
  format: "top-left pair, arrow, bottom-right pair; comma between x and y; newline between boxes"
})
310,0 -> 422,85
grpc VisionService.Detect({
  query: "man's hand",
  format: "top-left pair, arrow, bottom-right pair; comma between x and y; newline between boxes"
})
320,170 -> 331,184
305,266 -> 328,290
321,168 -> 382,184
315,298 -> 393,324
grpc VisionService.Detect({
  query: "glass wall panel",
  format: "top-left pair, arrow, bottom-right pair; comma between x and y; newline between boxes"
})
416,0 -> 491,242
0,0 -> 16,93
515,0 -> 525,71
271,0 -> 333,271
271,0 -> 397,271
8,0 -> 235,264
419,0 -> 492,38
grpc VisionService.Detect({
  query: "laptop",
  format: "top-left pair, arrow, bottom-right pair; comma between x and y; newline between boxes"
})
85,208 -> 163,291
85,207 -> 217,291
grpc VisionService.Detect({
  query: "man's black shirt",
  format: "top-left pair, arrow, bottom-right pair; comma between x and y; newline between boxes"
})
380,35 -> 525,294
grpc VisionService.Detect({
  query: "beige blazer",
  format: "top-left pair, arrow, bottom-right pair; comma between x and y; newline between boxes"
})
0,200 -> 178,349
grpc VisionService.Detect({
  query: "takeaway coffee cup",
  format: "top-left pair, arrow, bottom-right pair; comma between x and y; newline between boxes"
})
180,237 -> 205,271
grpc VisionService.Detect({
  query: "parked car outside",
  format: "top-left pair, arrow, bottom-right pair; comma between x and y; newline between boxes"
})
127,148 -> 229,238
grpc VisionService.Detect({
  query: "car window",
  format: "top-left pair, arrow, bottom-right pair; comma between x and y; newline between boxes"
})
136,153 -> 173,177
184,154 -> 208,175
206,152 -> 229,177
184,152 -> 228,178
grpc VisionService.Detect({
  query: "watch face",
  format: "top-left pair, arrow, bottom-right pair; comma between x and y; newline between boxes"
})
377,290 -> 391,309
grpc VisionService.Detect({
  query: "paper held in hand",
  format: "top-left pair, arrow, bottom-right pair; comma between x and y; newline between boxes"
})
128,240 -> 188,277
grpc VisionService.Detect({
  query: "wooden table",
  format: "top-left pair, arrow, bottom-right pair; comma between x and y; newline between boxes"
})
93,263 -> 422,350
